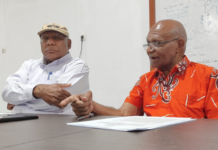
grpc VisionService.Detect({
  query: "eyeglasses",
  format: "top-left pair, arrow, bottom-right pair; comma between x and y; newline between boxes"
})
143,38 -> 179,50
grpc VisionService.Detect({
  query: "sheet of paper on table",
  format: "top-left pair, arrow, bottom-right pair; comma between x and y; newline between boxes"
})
67,116 -> 195,131
0,113 -> 16,115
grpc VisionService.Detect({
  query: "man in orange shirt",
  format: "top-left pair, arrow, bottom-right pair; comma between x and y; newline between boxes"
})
60,19 -> 218,119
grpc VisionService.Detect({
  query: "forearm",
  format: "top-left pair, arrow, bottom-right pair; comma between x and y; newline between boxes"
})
66,91 -> 142,116
92,101 -> 123,116
32,84 -> 44,99
92,101 -> 142,116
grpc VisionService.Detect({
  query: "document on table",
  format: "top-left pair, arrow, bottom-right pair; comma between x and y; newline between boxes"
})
0,113 -> 16,115
67,116 -> 195,131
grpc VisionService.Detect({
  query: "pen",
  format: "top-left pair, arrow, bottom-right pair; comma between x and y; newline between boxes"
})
78,113 -> 95,121
47,72 -> 52,80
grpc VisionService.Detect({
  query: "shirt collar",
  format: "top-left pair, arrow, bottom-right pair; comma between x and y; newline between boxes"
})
175,55 -> 190,75
40,53 -> 72,66
154,55 -> 190,78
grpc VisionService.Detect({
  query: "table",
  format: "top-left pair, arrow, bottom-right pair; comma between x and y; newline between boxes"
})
0,114 -> 218,150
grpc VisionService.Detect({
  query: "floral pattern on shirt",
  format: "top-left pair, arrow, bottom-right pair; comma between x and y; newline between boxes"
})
152,57 -> 188,103
152,72 -> 179,103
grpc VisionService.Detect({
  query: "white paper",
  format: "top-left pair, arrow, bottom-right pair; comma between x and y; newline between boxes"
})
67,116 -> 195,131
0,112 -> 16,115
0,113 -> 15,118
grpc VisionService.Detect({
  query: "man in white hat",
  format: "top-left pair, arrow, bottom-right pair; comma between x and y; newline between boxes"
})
2,23 -> 89,114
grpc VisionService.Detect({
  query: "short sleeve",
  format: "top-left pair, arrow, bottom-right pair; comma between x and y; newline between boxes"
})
205,68 -> 218,119
124,75 -> 146,109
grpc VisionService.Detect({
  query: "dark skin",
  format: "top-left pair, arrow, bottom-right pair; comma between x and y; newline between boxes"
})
8,31 -> 72,110
60,20 -> 187,116
7,104 -> 14,110
60,91 -> 143,116
33,84 -> 71,108
40,31 -> 71,64
60,92 -> 94,116
146,20 -> 186,77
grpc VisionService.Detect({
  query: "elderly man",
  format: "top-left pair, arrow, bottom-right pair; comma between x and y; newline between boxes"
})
2,23 -> 89,114
61,19 -> 218,118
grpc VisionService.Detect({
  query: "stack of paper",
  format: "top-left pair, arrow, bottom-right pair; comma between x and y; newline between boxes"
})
67,116 -> 195,131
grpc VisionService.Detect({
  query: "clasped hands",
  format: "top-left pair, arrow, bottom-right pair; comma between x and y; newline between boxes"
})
7,83 -> 72,110
37,84 -> 93,116
7,83 -> 93,116
32,83 -> 72,108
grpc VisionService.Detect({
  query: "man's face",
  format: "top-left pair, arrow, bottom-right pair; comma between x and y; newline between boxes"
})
40,31 -> 71,64
146,28 -> 178,71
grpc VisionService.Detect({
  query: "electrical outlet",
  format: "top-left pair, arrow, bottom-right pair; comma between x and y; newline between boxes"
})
81,35 -> 86,41
2,49 -> 6,54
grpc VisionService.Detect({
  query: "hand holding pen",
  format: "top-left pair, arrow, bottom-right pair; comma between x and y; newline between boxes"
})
78,113 -> 95,121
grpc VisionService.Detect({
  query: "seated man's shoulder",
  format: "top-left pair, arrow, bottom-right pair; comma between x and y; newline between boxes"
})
190,61 -> 215,75
21,59 -> 41,68
24,58 -> 40,64
65,58 -> 89,72
144,69 -> 158,78
137,69 -> 157,83
69,58 -> 87,65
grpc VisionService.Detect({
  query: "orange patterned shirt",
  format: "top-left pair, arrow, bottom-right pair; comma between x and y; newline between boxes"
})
125,56 -> 218,119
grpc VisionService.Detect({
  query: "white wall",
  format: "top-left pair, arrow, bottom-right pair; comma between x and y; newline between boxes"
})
0,0 -> 150,112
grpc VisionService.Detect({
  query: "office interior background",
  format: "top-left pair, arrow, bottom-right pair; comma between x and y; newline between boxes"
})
0,0 -> 150,113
